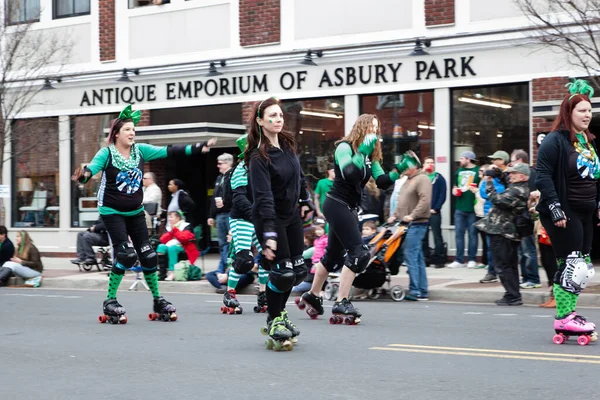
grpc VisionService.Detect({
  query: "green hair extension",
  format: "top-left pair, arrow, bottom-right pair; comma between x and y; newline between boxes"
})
566,78 -> 595,100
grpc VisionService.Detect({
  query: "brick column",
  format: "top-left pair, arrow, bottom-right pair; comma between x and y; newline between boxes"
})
99,0 -> 116,62
425,0 -> 455,26
239,0 -> 280,47
531,77 -> 570,163
138,110 -> 151,127
241,102 -> 257,128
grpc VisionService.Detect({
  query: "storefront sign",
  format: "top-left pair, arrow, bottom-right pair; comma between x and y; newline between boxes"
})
79,57 -> 476,107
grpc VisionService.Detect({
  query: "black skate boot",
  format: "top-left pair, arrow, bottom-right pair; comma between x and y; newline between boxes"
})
254,291 -> 268,313
262,315 -> 294,351
99,298 -> 127,324
149,296 -> 177,322
295,291 -> 324,319
280,310 -> 300,342
331,298 -> 361,325
221,289 -> 242,314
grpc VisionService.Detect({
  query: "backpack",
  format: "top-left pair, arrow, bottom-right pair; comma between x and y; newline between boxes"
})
173,260 -> 190,281
187,264 -> 203,281
515,210 -> 534,238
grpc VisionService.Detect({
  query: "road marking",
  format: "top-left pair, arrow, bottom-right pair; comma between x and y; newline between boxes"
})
3,293 -> 82,299
493,313 -> 517,316
531,315 -> 552,318
369,343 -> 600,364
463,312 -> 484,315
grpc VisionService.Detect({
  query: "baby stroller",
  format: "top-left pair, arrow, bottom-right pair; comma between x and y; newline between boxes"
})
325,223 -> 407,302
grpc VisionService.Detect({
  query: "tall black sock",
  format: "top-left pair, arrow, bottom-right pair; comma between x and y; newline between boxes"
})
281,289 -> 292,311
266,287 -> 283,319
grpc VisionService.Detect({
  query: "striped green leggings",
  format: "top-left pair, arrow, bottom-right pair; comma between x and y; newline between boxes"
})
228,218 -> 268,289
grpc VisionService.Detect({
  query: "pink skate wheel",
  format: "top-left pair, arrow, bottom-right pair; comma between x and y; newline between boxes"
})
553,334 -> 565,344
98,315 -> 107,323
171,313 -> 178,321
120,316 -> 128,324
577,335 -> 590,346
295,298 -> 305,310
329,316 -> 336,324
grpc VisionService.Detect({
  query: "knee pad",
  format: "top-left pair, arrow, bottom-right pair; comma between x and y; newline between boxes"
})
115,242 -> 138,270
320,250 -> 340,273
233,250 -> 254,274
345,244 -> 371,274
267,259 -> 295,293
139,242 -> 158,273
560,252 -> 595,294
292,256 -> 308,286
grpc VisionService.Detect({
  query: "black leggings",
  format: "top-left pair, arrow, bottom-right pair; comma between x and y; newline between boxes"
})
101,211 -> 156,274
254,213 -> 305,319
539,243 -> 558,287
539,204 -> 594,284
321,196 -> 363,271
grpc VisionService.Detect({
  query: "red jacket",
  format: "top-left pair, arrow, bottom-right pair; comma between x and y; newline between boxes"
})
159,225 -> 199,264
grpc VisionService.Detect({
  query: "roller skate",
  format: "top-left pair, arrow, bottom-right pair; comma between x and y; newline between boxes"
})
220,289 -> 243,314
280,310 -> 299,344
98,298 -> 127,324
295,291 -> 324,319
253,291 -> 268,313
330,298 -> 361,325
553,312 -> 596,345
148,296 -> 178,322
261,315 -> 293,351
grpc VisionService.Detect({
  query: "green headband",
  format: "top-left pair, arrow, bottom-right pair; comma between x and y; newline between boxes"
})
118,104 -> 141,125
566,78 -> 595,100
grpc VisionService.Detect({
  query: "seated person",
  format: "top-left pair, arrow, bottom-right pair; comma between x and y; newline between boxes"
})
157,211 -> 199,281
2,231 -> 43,287
361,220 -> 378,244
205,230 -> 254,293
71,219 -> 109,265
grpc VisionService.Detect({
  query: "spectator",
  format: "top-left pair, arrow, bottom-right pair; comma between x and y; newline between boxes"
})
475,163 -> 530,306
143,172 -> 162,229
473,166 -> 488,270
157,211 -> 199,281
167,179 -> 195,227
510,149 -> 541,289
314,164 -> 335,219
1,230 -> 42,287
292,227 -> 318,293
361,177 -> 386,225
393,160 -> 431,301
448,151 -> 480,269
422,156 -> 447,269
205,230 -> 254,293
0,226 -> 16,286
361,220 -> 378,244
208,153 -> 234,274
71,219 -> 110,266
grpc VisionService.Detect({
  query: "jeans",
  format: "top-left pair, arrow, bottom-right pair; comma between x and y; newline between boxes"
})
428,212 -> 445,264
3,261 -> 41,279
76,231 -> 109,261
216,213 -> 230,273
454,210 -> 477,263
519,234 -> 540,284
403,224 -> 429,297
205,269 -> 254,290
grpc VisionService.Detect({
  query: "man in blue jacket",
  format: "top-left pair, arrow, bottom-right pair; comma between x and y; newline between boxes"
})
422,157 -> 447,268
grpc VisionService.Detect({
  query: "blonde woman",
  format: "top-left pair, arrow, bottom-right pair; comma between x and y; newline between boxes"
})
3,231 -> 43,287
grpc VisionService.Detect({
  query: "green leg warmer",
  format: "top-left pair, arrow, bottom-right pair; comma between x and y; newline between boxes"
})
106,271 -> 124,299
258,265 -> 269,285
144,272 -> 161,298
554,284 -> 578,319
227,270 -> 240,290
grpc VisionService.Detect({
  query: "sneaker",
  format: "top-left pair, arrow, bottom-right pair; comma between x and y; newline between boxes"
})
404,293 -> 418,301
417,295 -> 429,301
480,273 -> 498,283
24,275 -> 42,288
164,271 -> 175,281
495,297 -> 523,306
520,281 -> 542,289
467,261 -> 478,269
447,261 -> 466,268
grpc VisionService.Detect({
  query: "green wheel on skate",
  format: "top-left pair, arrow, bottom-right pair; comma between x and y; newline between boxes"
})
265,339 -> 274,350
260,326 -> 269,336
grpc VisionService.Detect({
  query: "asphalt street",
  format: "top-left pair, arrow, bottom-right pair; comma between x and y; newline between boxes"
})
2,288 -> 600,400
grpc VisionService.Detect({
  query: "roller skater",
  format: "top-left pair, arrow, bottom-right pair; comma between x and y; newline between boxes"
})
72,104 -> 215,324
254,290 -> 268,313
228,134 -> 269,314
99,298 -> 127,324
295,291 -> 324,319
302,114 -> 401,324
330,298 -> 361,325
221,288 -> 243,314
261,315 -> 294,351
149,296 -> 178,321
536,79 -> 598,344
246,97 -> 312,347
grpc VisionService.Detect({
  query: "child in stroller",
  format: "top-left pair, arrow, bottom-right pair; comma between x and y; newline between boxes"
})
324,221 -> 407,301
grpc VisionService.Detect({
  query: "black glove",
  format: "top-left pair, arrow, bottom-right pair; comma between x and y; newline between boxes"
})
548,202 -> 566,223
298,199 -> 315,220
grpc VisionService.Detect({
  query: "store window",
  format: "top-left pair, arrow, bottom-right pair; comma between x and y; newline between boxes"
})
71,114 -> 115,228
6,0 -> 40,24
54,0 -> 90,18
280,97 -> 345,193
362,91 -> 435,169
451,83 -> 530,168
12,118 -> 59,228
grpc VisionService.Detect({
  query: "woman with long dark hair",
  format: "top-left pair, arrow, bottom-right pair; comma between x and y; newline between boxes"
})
536,79 -> 598,343
246,97 -> 312,348
297,114 -> 411,324
72,104 -> 215,324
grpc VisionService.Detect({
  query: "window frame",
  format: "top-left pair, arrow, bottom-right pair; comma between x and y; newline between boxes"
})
5,0 -> 41,25
53,0 -> 91,20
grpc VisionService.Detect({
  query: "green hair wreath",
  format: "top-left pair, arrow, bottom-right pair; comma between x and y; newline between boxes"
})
566,78 -> 595,100
118,104 -> 141,125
